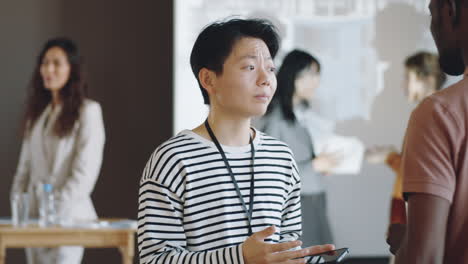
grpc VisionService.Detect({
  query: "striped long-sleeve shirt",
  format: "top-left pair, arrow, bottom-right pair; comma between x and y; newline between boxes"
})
138,129 -> 302,264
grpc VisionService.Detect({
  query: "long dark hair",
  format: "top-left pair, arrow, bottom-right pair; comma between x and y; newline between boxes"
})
22,37 -> 87,138
267,49 -> 320,122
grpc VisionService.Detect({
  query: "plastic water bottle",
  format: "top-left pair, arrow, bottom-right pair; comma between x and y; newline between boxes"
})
39,183 -> 56,227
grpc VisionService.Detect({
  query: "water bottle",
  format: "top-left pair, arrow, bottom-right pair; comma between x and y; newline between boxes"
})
39,183 -> 56,227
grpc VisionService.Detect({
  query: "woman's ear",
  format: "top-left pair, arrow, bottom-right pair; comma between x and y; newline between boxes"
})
199,68 -> 217,97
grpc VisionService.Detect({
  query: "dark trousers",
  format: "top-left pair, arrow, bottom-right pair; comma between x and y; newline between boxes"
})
301,193 -> 334,246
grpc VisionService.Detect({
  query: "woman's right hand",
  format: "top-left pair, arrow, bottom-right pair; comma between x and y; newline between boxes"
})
312,151 -> 342,174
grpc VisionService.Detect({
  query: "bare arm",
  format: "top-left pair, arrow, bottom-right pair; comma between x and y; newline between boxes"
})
395,193 -> 450,264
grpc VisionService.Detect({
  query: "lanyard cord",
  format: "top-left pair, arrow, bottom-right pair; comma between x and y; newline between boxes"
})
204,119 -> 256,236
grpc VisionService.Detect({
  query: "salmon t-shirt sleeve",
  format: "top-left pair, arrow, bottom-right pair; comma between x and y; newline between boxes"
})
401,97 -> 460,204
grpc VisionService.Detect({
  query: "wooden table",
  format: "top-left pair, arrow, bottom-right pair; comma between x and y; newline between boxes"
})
0,219 -> 135,264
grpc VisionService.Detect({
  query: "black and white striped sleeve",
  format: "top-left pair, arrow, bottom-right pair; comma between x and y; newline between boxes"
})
137,144 -> 245,264
279,158 -> 302,243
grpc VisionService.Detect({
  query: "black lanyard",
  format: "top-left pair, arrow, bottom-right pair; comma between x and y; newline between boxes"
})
204,119 -> 256,236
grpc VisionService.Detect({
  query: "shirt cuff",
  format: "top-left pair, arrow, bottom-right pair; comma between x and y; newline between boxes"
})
403,181 -> 454,203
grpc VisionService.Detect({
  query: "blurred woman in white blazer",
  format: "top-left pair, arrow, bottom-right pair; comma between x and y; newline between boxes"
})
11,37 -> 105,264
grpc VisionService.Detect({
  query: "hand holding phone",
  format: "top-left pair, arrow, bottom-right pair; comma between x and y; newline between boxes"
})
243,226 -> 336,264
305,247 -> 349,264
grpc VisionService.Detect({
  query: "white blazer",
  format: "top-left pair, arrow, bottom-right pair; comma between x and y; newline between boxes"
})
12,99 -> 105,221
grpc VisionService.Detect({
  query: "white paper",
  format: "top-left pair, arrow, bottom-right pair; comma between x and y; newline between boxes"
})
314,134 -> 365,175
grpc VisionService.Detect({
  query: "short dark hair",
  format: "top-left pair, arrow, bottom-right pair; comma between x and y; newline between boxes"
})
190,18 -> 280,105
267,49 -> 320,122
405,51 -> 446,90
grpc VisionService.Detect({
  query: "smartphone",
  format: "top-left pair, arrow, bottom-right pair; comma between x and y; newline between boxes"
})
304,247 -> 349,264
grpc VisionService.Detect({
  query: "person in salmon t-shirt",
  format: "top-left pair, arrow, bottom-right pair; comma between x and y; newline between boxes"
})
386,0 -> 468,263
